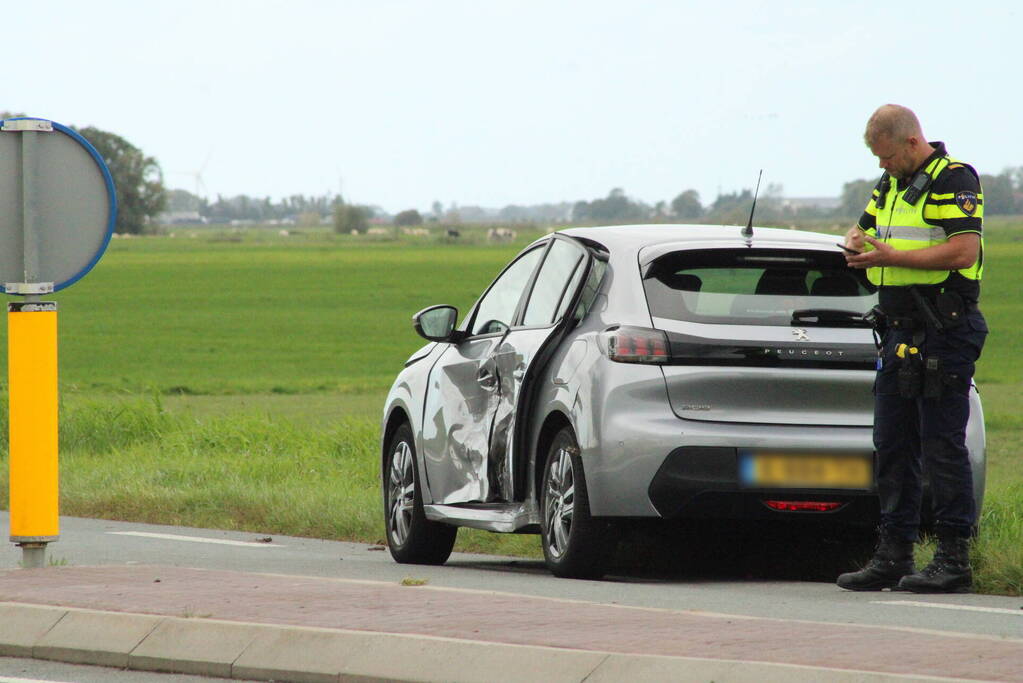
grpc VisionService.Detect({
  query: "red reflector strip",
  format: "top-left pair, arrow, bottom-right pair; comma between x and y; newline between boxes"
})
764,500 -> 843,512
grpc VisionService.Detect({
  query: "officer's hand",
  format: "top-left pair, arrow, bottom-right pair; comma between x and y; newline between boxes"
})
844,228 -> 865,252
846,234 -> 896,269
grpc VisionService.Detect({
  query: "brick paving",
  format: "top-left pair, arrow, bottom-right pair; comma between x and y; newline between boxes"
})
1,566 -> 1021,681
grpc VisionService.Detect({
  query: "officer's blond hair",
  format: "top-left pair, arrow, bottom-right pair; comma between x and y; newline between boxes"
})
864,104 -> 924,146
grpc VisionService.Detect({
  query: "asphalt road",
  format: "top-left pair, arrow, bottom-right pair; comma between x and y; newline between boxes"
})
1,513 -> 1020,641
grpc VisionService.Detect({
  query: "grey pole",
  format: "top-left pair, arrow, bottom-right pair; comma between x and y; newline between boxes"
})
20,544 -> 47,568
21,129 -> 41,289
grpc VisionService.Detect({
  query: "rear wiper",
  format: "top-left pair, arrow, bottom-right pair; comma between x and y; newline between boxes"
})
791,309 -> 870,327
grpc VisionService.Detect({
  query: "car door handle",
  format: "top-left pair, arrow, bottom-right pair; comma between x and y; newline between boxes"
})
477,367 -> 499,391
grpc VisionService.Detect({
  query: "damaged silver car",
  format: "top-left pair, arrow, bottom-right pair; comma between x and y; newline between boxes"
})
380,225 -> 985,578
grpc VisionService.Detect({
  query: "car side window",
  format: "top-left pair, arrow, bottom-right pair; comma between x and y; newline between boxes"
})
470,247 -> 544,336
522,239 -> 585,326
571,258 -> 606,321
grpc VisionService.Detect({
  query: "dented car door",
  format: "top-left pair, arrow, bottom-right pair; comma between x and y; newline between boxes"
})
420,246 -> 545,503
488,236 -> 591,501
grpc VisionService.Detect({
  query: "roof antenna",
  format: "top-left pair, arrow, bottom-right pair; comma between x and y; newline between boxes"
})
741,169 -> 763,245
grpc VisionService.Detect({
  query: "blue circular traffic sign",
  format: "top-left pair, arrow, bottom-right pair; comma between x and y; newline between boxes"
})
0,117 -> 117,293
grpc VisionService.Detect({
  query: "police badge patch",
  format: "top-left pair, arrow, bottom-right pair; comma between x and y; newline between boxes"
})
955,191 -> 978,216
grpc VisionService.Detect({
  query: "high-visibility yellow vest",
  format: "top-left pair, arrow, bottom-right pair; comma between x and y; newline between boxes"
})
864,155 -> 984,287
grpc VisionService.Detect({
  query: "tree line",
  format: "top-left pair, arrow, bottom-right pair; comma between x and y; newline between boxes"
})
168,189 -> 343,223
180,168 -> 1023,230
573,170 -> 1023,225
5,112 -> 1023,233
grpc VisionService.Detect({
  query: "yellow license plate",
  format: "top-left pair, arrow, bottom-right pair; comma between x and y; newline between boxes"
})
740,452 -> 872,489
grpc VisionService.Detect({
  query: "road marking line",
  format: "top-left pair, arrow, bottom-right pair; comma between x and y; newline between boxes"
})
107,531 -> 286,548
871,600 -> 1023,616
1,678 -> 75,683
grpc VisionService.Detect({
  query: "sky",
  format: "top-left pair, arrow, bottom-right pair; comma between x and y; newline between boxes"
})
4,0 -> 1021,214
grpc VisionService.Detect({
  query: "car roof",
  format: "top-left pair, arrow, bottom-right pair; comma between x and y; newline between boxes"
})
553,224 -> 843,254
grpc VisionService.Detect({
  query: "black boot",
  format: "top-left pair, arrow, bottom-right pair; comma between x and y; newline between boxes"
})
836,529 -> 915,591
898,531 -> 972,593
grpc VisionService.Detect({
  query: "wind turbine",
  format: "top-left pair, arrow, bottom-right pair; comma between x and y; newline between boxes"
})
190,148 -> 214,200
171,148 -> 214,210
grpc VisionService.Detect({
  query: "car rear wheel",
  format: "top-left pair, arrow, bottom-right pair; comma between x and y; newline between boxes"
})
384,423 -> 456,565
540,426 -> 615,579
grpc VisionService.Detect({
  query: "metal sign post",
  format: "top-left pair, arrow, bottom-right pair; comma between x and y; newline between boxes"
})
1,117 -> 116,568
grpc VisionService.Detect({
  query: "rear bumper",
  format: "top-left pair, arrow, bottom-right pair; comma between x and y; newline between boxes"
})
647,446 -> 879,525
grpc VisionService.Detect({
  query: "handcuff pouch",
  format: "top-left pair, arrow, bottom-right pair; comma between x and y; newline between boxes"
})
897,353 -> 923,399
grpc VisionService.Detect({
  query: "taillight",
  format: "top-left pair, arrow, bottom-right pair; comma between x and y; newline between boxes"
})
603,326 -> 670,364
763,500 -> 844,513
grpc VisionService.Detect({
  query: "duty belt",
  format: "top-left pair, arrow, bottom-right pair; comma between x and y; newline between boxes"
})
877,285 -> 943,314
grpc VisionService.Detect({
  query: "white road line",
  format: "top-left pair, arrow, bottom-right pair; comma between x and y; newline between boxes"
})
1,678 -> 75,683
871,600 -> 1023,616
107,531 -> 286,548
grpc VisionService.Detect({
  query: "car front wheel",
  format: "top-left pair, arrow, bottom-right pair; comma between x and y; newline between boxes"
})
540,427 -> 615,579
384,423 -> 456,565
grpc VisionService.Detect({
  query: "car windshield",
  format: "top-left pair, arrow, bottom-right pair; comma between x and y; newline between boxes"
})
642,248 -> 877,326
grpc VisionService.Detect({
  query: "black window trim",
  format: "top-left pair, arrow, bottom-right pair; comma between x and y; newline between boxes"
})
518,237 -> 587,330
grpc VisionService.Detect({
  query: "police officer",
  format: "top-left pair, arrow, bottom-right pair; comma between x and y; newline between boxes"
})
837,104 -> 987,593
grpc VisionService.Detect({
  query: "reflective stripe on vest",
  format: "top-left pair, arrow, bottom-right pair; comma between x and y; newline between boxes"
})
867,155 -> 983,286
884,225 -> 946,241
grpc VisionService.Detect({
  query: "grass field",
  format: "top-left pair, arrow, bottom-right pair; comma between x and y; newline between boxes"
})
0,223 -> 1020,591
38,234 -> 520,395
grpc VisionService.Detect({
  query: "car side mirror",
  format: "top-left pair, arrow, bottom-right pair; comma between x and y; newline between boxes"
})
413,305 -> 459,342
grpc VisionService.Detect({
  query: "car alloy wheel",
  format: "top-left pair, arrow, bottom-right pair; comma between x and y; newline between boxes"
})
540,426 -> 615,579
544,445 -> 575,559
382,423 -> 456,565
387,440 -> 415,547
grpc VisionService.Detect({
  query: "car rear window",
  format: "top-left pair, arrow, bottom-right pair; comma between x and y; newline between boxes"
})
642,248 -> 877,326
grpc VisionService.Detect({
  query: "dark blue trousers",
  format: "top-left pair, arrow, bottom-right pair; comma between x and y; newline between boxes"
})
873,308 -> 987,542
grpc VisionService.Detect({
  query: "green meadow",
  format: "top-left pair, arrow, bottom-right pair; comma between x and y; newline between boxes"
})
0,223 -> 1020,593
42,234 -> 518,395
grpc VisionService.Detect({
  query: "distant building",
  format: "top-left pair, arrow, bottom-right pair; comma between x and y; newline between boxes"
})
780,197 -> 840,211
455,206 -> 500,222
156,210 -> 207,225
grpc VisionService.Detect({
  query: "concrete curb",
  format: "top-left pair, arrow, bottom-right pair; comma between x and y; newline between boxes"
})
0,603 -> 67,658
32,608 -> 163,669
0,602 -> 992,683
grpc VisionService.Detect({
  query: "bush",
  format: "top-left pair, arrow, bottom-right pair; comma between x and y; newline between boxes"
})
393,209 -> 423,227
333,203 -> 369,234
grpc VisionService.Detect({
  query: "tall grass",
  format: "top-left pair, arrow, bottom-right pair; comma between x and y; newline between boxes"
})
974,485 -> 1023,594
0,397 -> 538,557
37,398 -> 380,540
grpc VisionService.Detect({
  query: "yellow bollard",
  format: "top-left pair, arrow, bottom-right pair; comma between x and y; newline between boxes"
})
7,301 -> 60,559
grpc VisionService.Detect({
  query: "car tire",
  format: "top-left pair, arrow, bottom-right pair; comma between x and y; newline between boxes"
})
540,426 -> 615,579
384,423 -> 456,565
